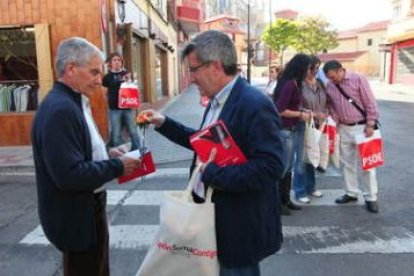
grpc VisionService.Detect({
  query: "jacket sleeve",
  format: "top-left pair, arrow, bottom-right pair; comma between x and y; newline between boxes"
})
155,116 -> 198,150
202,96 -> 284,192
40,106 -> 124,192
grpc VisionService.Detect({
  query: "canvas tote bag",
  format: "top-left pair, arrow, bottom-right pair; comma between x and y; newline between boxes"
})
304,117 -> 322,167
136,164 -> 219,276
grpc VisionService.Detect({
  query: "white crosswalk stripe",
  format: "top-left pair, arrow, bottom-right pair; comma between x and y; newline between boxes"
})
20,167 -> 414,259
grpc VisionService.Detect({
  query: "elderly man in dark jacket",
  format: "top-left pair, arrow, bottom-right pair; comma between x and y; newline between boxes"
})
31,37 -> 140,276
140,30 -> 284,276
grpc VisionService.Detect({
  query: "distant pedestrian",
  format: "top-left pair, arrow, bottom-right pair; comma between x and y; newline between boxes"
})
31,37 -> 141,276
139,29 -> 284,276
266,65 -> 281,97
323,59 -> 380,213
273,53 -> 312,215
102,52 -> 142,151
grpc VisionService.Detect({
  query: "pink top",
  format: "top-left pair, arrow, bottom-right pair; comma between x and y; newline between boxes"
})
326,71 -> 379,125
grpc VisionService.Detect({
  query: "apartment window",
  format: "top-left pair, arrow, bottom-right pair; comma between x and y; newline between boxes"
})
392,0 -> 402,19
367,39 -> 373,46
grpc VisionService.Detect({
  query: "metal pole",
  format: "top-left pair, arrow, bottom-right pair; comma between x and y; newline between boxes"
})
247,0 -> 251,83
268,0 -> 272,75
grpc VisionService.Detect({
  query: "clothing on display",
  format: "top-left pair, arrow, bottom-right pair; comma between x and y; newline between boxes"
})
0,82 -> 38,112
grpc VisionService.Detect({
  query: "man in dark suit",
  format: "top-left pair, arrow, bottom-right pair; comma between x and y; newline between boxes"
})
140,30 -> 284,275
31,37 -> 141,276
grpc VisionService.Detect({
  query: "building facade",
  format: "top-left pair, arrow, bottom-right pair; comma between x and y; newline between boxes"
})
386,0 -> 414,84
319,21 -> 389,77
0,0 -> 204,146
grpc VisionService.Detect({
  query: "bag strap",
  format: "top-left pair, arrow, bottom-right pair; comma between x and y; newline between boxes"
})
184,163 -> 214,203
335,84 -> 366,118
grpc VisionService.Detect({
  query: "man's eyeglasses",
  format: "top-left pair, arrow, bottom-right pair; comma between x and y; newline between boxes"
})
189,61 -> 211,73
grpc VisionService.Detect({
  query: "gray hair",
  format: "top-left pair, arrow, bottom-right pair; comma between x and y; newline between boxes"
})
55,37 -> 104,77
182,30 -> 238,75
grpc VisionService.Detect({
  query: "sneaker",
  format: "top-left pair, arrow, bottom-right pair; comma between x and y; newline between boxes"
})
297,197 -> 311,204
310,190 -> 323,197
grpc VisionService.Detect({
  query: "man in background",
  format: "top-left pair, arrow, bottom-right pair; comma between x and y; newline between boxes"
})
323,59 -> 380,213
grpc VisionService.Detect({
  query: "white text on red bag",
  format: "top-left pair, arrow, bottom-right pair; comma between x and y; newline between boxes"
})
355,130 -> 384,170
118,82 -> 140,109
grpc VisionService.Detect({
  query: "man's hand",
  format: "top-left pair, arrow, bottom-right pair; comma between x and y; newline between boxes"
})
138,109 -> 166,128
364,125 -> 375,138
108,146 -> 127,158
119,156 -> 141,175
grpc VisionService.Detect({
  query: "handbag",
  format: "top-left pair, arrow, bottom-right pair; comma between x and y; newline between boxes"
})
136,164 -> 219,276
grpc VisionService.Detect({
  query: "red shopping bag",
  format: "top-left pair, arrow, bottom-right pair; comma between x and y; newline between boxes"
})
356,130 -> 384,170
118,82 -> 140,109
323,116 -> 337,154
118,151 -> 156,184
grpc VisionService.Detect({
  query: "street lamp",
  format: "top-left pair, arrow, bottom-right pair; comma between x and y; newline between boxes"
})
117,0 -> 126,23
247,0 -> 251,83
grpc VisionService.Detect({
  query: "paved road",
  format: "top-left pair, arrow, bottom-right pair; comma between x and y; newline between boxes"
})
1,82 -> 414,275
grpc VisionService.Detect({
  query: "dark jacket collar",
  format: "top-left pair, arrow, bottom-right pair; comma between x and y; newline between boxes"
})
53,81 -> 82,106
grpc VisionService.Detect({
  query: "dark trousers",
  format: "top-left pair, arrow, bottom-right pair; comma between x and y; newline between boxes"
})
63,191 -> 109,276
279,172 -> 292,205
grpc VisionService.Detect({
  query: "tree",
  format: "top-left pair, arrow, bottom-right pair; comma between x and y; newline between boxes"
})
261,18 -> 297,65
292,16 -> 338,55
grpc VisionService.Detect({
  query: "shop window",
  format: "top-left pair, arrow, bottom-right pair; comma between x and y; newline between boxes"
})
131,35 -> 145,101
0,26 -> 39,112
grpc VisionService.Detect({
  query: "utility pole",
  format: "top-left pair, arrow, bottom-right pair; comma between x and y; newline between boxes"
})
247,0 -> 251,83
268,0 -> 272,74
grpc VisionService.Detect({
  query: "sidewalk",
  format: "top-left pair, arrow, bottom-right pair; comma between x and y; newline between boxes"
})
1,81 -> 412,174
0,84 -> 203,174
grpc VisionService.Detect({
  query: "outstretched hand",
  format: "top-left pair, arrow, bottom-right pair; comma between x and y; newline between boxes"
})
137,109 -> 166,128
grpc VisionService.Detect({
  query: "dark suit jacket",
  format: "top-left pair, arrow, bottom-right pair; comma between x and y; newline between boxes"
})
157,76 -> 284,268
31,81 -> 124,251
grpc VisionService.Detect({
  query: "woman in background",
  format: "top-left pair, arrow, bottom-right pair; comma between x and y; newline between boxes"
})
292,55 -> 328,203
273,53 -> 312,215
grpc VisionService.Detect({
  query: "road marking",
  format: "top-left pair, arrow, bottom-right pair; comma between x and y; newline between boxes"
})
143,168 -> 188,179
123,190 -> 173,206
107,190 -> 129,206
21,225 -> 414,254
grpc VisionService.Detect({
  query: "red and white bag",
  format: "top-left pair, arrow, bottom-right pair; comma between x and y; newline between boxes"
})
118,82 -> 140,109
355,130 -> 384,170
325,116 -> 337,154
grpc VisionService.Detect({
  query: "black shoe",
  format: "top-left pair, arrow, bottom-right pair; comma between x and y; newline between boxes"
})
286,201 -> 302,210
335,194 -> 358,204
366,201 -> 379,213
316,166 -> 326,173
281,204 -> 291,216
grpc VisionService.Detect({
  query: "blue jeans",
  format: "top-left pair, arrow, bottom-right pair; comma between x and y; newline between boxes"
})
220,263 -> 260,276
109,109 -> 142,150
279,129 -> 296,176
292,122 -> 316,198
